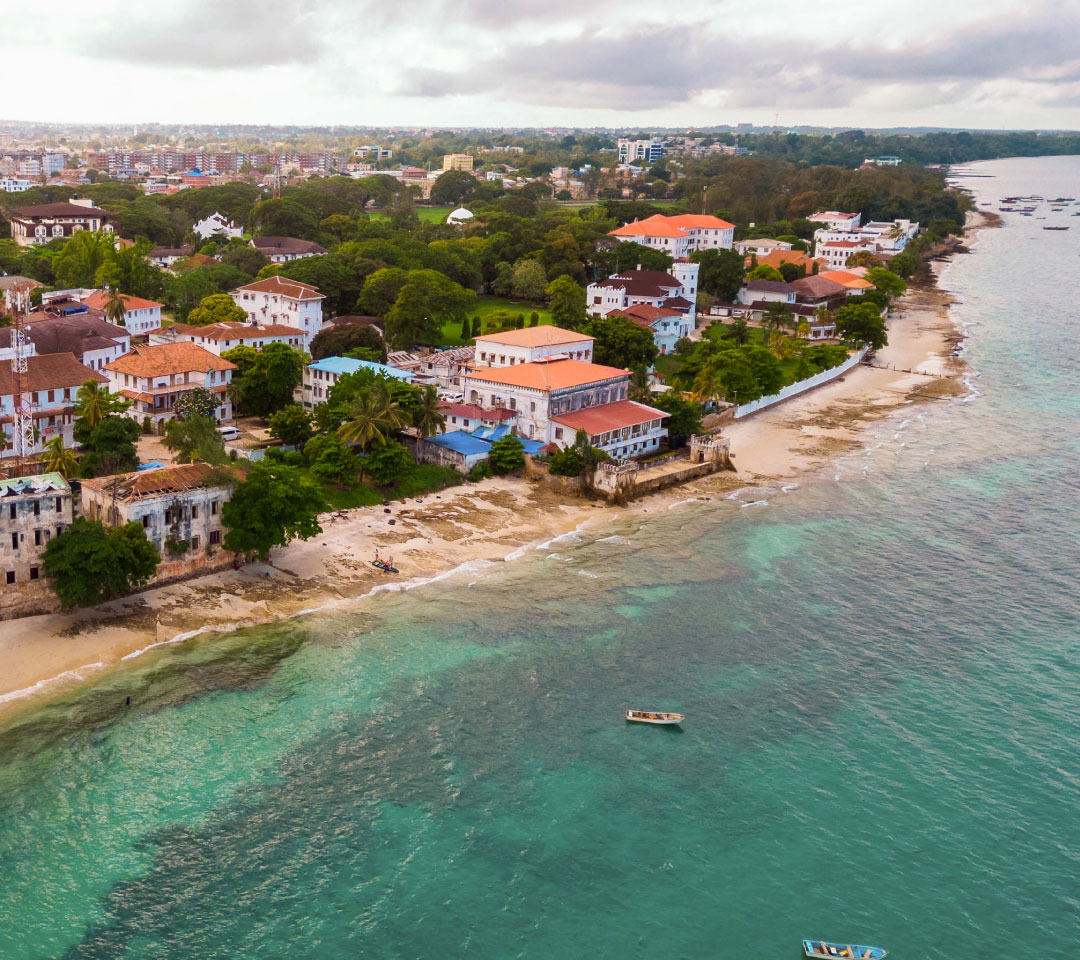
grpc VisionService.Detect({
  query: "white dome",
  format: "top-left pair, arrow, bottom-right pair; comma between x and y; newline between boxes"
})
446,207 -> 475,224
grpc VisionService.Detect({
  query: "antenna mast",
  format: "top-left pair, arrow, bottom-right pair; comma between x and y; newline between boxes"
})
9,281 -> 35,478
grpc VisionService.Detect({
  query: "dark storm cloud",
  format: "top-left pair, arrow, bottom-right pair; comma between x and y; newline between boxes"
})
88,0 -> 326,69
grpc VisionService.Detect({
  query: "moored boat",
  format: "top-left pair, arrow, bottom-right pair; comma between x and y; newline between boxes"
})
626,709 -> 684,725
372,558 -> 399,573
1043,225 -> 1070,231
803,940 -> 887,959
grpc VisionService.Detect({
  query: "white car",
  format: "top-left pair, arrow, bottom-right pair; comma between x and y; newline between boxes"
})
218,425 -> 240,442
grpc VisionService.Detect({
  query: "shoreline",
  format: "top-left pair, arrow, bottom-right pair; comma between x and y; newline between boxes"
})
0,212 -> 995,722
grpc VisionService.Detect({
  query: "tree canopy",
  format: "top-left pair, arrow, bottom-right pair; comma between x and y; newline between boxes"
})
186,293 -> 248,327
221,462 -> 327,560
42,519 -> 160,608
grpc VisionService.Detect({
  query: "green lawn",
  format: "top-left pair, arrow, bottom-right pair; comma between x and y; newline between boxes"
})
369,205 -> 456,224
436,295 -> 554,346
703,322 -> 769,346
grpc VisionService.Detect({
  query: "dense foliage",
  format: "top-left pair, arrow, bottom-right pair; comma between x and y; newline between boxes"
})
42,518 -> 160,608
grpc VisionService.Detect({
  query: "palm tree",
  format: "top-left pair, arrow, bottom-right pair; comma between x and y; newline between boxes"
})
769,331 -> 797,360
628,364 -> 652,403
410,385 -> 446,461
102,290 -> 128,327
42,436 -> 79,479
724,319 -> 751,345
691,361 -> 726,406
337,381 -> 408,450
74,380 -> 112,427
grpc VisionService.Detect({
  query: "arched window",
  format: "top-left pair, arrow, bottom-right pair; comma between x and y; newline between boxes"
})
52,225 -> 64,237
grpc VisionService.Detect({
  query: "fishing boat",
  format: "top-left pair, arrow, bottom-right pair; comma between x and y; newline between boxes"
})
1043,225 -> 1070,231
626,709 -> 684,725
803,940 -> 887,959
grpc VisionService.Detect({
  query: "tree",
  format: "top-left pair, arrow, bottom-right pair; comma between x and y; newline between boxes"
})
410,385 -> 446,460
746,264 -> 785,282
163,413 -> 228,465
173,386 -> 219,420
460,315 -> 471,340
53,231 -> 114,288
487,435 -> 525,474
546,274 -> 586,329
690,248 -> 744,302
471,316 -> 481,337
267,404 -> 315,446
222,462 -> 327,560
357,267 -> 409,317
845,249 -> 884,269
723,319 -> 751,345
186,293 -> 248,327
834,301 -> 888,350
384,270 -> 476,349
41,518 -> 160,608
78,416 -> 141,478
629,364 -> 652,403
101,290 -> 129,326
763,302 -> 795,332
74,380 -> 128,427
866,266 -> 907,300
430,170 -> 476,206
510,259 -> 547,301
364,437 -> 413,486
548,446 -> 583,477
42,436 -> 79,479
219,244 -> 269,278
338,379 -> 409,449
225,342 -> 306,418
309,324 -> 387,362
529,311 -> 539,327
651,393 -> 703,440
308,434 -> 361,486
582,314 -> 658,369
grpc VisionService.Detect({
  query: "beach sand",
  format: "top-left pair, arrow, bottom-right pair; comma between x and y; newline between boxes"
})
0,213 -> 994,716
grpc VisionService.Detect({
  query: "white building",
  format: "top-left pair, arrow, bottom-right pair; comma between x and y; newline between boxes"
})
617,138 -> 665,163
150,321 -> 305,356
734,237 -> 794,256
0,178 -> 30,192
815,238 -> 881,270
249,237 -> 327,263
193,212 -> 243,240
736,279 -> 797,305
808,211 -> 862,232
608,214 -> 734,256
105,342 -> 237,425
230,275 -> 325,351
81,290 -> 164,336
302,356 -> 413,409
588,263 -> 698,319
0,473 -> 72,619
614,305 -> 693,356
474,326 -> 595,367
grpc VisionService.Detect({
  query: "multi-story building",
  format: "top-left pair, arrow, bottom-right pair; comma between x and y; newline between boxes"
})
0,473 -> 72,620
148,244 -> 193,269
80,463 -> 236,579
473,326 -> 595,367
104,342 -> 237,425
608,214 -> 734,256
249,237 -> 328,263
353,146 -> 393,160
0,178 -> 30,192
81,290 -> 164,336
0,353 -> 109,458
734,238 -> 795,256
617,138 -> 664,163
301,356 -> 414,409
8,199 -> 114,247
1,312 -> 130,372
808,211 -> 862,232
442,154 -> 474,172
587,264 -> 699,344
611,304 -> 692,356
151,320 -> 305,356
230,276 -> 325,351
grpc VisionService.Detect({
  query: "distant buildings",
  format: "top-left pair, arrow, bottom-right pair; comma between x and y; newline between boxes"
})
608,214 -> 734,256
617,138 -> 664,163
0,178 -> 30,192
148,244 -> 193,270
353,146 -> 393,160
0,473 -> 72,619
442,154 -> 474,172
193,212 -> 243,240
734,238 -> 794,256
8,199 -> 114,247
249,237 -> 327,263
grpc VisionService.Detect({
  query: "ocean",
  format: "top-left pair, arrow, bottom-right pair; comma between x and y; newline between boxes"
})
1,155 -> 1079,960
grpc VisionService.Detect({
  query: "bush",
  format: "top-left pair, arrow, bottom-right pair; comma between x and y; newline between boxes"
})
488,435 -> 525,474
165,535 -> 190,557
548,446 -> 583,477
310,436 -> 361,486
141,416 -> 154,435
467,460 -> 493,482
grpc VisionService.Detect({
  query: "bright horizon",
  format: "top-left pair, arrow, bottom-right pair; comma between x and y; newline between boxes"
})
8,0 -> 1080,133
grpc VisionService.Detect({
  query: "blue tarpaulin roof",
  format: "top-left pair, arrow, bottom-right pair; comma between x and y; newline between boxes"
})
427,431 -> 494,456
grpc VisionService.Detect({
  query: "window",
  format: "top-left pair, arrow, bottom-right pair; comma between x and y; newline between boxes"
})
56,525 -> 63,537
34,530 -> 42,546
142,515 -> 150,528
5,571 -> 14,585
29,567 -> 39,581
191,535 -> 200,550
33,501 -> 40,516
209,529 -> 221,545
11,532 -> 17,550
554,428 -> 563,441
211,500 -> 219,516
191,505 -> 199,520
7,504 -> 14,520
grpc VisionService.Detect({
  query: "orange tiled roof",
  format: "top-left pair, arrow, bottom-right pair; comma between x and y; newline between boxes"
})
235,275 -> 324,301
170,321 -> 302,341
818,270 -> 874,290
474,325 -> 594,347
105,342 -> 237,377
83,290 -> 164,312
467,357 -> 627,392
610,218 -> 689,239
661,213 -> 735,230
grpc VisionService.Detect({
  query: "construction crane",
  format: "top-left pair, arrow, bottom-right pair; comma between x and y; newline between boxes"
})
8,281 -> 35,478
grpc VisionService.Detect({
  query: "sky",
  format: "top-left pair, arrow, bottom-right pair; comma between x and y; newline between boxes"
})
7,0 -> 1080,131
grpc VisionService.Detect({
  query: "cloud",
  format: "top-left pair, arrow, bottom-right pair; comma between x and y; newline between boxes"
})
88,0 -> 327,69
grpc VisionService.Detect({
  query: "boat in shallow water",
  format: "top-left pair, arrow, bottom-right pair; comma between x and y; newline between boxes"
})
626,709 -> 684,725
803,940 -> 887,959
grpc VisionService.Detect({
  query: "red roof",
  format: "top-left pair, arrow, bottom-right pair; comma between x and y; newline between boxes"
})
83,290 -> 163,312
235,275 -> 324,301
551,400 -> 669,434
467,357 -> 627,392
660,213 -> 735,230
610,218 -> 689,239
614,304 -> 684,329
439,403 -> 517,421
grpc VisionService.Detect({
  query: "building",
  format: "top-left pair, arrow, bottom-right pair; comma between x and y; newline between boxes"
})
387,346 -> 475,391
587,265 -> 698,327
812,218 -> 917,265
808,211 -> 862,232
81,291 -> 164,336
446,207 -> 474,226
745,249 -> 826,275
608,214 -> 734,256
353,146 -> 393,160
249,237 -> 328,263
864,156 -> 903,167
438,402 -> 517,433
104,343 -> 237,425
0,353 -> 109,458
474,326 -> 595,367
816,270 -> 874,295
230,276 -> 325,351
148,244 -> 193,269
612,304 -> 691,356
80,463 -> 235,577
192,212 -> 242,240
736,279 -> 797,305
789,275 -> 852,309
617,138 -> 664,163
0,312 -> 130,372
816,238 -> 881,270
463,356 -> 668,458
734,238 -> 794,256
8,199 -> 114,247
0,473 -> 72,619
302,355 -> 413,409
442,154 -> 474,172
150,321 -> 305,356
0,178 -> 31,192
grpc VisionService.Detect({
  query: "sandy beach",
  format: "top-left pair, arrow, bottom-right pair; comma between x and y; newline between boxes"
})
0,212 -> 995,718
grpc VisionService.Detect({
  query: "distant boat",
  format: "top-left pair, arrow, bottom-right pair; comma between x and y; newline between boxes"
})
626,709 -> 684,725
1043,226 -> 1070,231
372,559 -> 399,573
803,940 -> 887,959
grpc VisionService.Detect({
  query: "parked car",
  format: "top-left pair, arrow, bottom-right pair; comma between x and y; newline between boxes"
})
218,425 -> 241,442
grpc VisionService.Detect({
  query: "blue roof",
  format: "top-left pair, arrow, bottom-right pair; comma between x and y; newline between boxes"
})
309,356 -> 413,381
472,424 -> 511,442
137,460 -> 166,471
519,438 -> 547,455
428,431 -> 493,456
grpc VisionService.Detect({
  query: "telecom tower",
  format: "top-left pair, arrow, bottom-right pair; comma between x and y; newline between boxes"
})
9,281 -> 35,478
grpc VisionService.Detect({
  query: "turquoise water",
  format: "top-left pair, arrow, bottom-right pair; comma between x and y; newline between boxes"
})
2,156 -> 1080,959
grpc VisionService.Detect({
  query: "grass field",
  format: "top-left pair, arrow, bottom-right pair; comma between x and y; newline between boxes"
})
369,205 -> 456,224
436,295 -> 554,346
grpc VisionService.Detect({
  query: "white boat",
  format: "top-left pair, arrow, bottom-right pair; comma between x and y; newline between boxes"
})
626,709 -> 684,725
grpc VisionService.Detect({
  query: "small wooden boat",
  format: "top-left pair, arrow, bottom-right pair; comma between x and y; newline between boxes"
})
803,940 -> 887,959
372,559 -> 399,574
626,709 -> 684,725
1043,225 -> 1070,231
